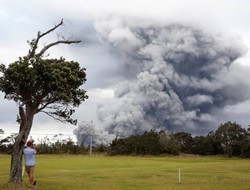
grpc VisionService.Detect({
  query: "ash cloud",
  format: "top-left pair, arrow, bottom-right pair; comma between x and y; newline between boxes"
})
73,121 -> 115,146
94,17 -> 248,137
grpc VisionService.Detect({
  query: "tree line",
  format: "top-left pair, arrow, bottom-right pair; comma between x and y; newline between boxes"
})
109,121 -> 250,158
0,133 -> 106,155
1,121 -> 250,157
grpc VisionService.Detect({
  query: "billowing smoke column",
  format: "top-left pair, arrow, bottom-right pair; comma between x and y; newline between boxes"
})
95,18 -> 248,137
73,121 -> 115,146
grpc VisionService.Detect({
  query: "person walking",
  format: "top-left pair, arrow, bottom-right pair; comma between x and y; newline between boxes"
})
23,140 -> 37,188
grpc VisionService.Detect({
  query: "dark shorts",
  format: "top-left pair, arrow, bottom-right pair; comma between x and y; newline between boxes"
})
25,165 -> 35,173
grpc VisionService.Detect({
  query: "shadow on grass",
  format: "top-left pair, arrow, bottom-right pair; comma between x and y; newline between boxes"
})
0,182 -> 30,190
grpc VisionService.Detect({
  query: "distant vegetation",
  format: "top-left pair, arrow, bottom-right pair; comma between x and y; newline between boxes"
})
110,121 -> 250,158
1,121 -> 250,157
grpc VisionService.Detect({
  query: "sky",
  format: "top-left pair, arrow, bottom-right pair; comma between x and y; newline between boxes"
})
1,0 -> 250,144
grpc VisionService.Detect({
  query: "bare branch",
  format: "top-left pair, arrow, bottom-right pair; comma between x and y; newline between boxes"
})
27,19 -> 64,59
40,110 -> 65,122
27,32 -> 40,59
39,19 -> 64,39
26,19 -> 81,59
35,40 -> 81,57
40,109 -> 76,125
36,99 -> 59,113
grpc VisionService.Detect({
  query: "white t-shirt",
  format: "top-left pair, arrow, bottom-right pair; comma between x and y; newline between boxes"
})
23,147 -> 36,166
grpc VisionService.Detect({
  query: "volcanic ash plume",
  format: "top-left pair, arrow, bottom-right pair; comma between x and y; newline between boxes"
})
95,18 -> 248,137
73,121 -> 115,146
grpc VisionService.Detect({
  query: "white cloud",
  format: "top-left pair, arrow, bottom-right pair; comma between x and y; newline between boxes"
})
186,95 -> 213,106
224,100 -> 250,115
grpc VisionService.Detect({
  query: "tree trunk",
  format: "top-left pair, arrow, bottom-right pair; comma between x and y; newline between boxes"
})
9,114 -> 34,184
9,140 -> 25,183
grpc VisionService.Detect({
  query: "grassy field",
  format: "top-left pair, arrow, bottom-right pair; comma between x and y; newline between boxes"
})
0,154 -> 250,190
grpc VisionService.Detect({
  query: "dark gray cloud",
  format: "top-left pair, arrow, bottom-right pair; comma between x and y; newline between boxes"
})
94,17 -> 248,137
60,18 -> 129,89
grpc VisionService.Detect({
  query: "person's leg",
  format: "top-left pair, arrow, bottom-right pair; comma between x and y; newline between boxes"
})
25,166 -> 32,186
29,166 -> 35,186
26,166 -> 35,187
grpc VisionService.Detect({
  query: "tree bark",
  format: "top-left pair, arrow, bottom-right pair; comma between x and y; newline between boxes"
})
9,108 -> 34,184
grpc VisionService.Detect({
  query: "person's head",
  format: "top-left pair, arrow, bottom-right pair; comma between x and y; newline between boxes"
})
26,140 -> 33,147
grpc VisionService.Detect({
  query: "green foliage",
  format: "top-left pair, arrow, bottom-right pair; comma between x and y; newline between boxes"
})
109,122 -> 250,157
173,132 -> 194,154
36,141 -> 87,155
109,137 -> 136,155
0,133 -> 16,154
110,130 -> 163,156
215,122 -> 248,157
137,130 -> 163,155
159,131 -> 181,155
0,56 -> 87,124
192,135 -> 215,155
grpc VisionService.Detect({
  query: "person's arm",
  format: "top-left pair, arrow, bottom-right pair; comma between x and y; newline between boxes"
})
31,145 -> 37,154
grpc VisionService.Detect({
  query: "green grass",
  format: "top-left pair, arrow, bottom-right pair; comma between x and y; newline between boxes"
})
0,154 -> 250,190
